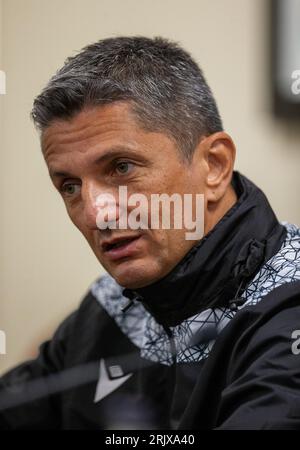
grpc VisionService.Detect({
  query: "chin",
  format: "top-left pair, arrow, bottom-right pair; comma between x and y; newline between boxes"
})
107,259 -> 160,289
113,272 -> 154,290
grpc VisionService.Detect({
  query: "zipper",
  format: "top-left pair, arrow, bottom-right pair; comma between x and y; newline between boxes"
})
163,325 -> 176,365
162,324 -> 178,428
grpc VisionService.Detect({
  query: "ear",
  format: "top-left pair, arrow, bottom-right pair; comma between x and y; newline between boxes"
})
201,131 -> 236,204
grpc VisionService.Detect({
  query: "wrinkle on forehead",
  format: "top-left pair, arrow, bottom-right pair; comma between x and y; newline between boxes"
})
41,102 -> 140,159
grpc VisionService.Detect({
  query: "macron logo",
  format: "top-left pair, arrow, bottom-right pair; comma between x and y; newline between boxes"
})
94,359 -> 132,403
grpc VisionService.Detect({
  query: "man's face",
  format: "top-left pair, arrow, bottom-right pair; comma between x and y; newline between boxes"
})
42,102 -> 208,289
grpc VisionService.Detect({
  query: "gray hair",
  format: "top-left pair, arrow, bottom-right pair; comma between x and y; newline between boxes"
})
31,36 -> 223,160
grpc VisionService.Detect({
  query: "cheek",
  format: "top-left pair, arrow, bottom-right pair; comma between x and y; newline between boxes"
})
159,228 -> 194,261
66,207 -> 90,240
147,228 -> 184,259
66,208 -> 80,229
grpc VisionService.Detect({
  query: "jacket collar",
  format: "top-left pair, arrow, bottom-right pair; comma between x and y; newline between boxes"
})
122,171 -> 286,327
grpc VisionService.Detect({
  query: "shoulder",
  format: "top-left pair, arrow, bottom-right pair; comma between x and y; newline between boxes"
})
242,222 -> 300,307
50,273 -> 121,348
214,280 -> 300,429
72,272 -> 123,317
223,279 -> 300,382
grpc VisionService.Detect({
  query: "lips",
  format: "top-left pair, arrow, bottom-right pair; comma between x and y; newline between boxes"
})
101,235 -> 142,261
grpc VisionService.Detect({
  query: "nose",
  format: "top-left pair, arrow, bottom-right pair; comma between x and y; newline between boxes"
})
81,181 -> 119,231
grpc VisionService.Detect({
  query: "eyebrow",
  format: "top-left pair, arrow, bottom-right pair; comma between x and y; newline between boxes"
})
49,146 -> 145,179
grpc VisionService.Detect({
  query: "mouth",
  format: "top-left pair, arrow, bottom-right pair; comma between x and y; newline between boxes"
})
101,235 -> 142,261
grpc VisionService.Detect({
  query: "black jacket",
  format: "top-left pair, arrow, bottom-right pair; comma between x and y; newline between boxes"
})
1,171 -> 300,430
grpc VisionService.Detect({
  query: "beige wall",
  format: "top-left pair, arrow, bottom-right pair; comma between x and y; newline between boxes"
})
1,0 -> 300,373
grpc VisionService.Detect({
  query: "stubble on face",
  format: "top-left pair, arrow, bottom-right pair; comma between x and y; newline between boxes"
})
42,102 -> 208,288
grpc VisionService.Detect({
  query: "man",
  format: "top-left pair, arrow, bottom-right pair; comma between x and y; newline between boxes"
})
1,36 -> 300,430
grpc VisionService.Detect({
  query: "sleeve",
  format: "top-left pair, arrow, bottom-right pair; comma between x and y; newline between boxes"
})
216,300 -> 300,430
0,310 -> 77,429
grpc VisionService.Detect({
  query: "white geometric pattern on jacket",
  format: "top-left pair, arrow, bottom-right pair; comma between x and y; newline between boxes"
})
91,223 -> 300,365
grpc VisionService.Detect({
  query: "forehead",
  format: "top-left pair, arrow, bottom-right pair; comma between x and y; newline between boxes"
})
42,102 -> 141,158
41,102 -> 178,174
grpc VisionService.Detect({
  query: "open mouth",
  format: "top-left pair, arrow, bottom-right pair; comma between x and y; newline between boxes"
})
103,236 -> 141,252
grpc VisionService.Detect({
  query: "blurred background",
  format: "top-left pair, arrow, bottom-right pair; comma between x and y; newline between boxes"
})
0,0 -> 300,374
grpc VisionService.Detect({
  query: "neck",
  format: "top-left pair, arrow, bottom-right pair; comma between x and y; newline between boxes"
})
204,184 -> 238,236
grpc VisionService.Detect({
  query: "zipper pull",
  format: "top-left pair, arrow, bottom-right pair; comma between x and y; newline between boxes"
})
163,325 -> 177,364
229,279 -> 247,311
121,299 -> 134,313
229,296 -> 247,311
121,288 -> 142,313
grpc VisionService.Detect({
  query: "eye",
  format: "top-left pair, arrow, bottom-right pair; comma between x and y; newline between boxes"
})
115,161 -> 134,175
60,183 -> 81,197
